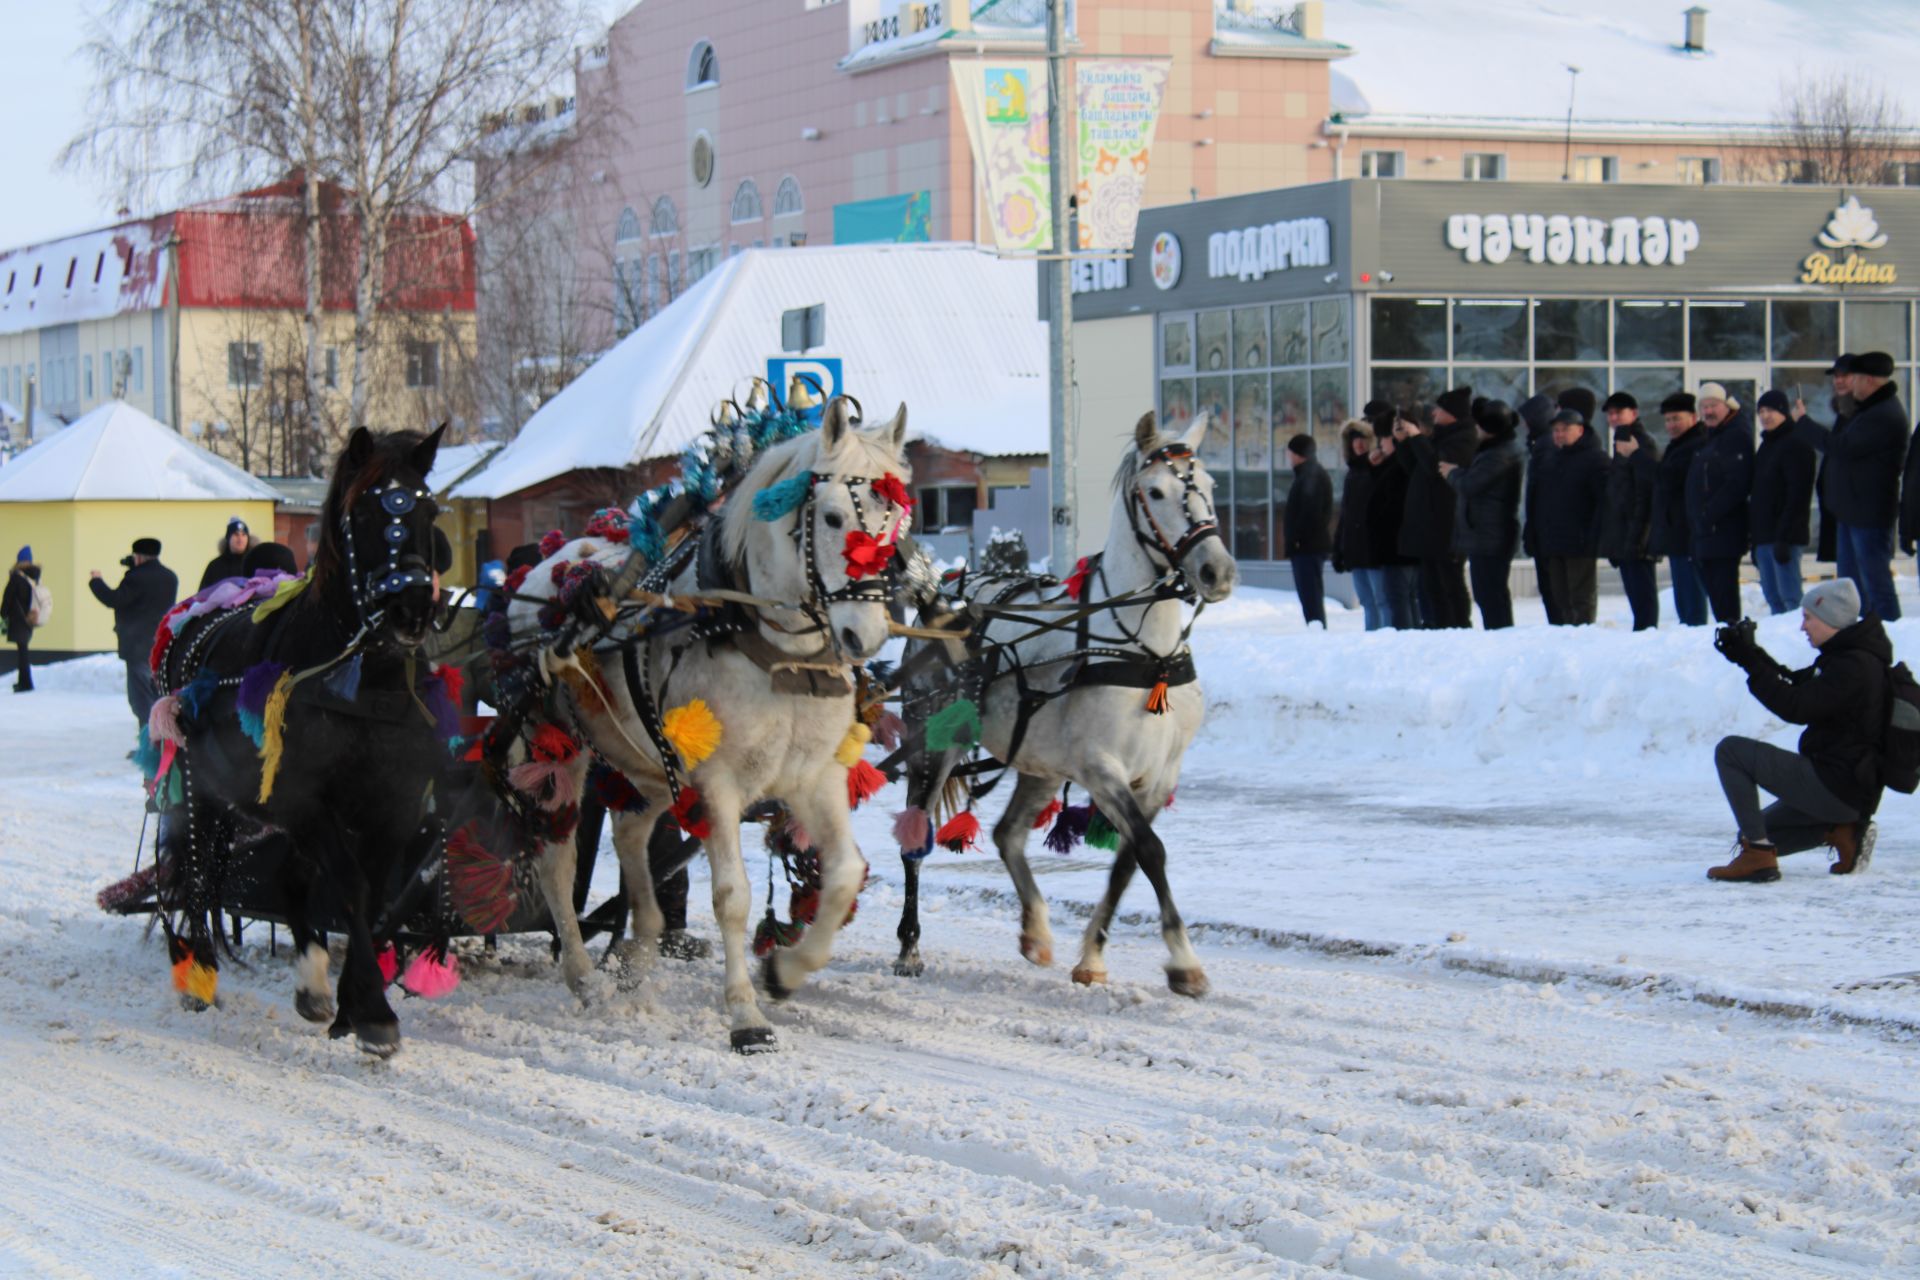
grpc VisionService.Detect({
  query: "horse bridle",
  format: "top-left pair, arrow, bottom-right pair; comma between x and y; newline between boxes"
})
342,480 -> 437,634
1124,442 -> 1222,588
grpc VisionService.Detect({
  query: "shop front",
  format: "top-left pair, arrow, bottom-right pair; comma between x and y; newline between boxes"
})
1071,178 -> 1920,583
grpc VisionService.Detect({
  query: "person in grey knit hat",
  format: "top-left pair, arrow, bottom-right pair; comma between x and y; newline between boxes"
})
1704,577 -> 1891,882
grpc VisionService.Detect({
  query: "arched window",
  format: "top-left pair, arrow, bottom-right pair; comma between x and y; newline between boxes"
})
615,206 -> 642,244
772,175 -> 804,218
650,196 -> 679,238
730,179 -> 763,224
686,40 -> 718,90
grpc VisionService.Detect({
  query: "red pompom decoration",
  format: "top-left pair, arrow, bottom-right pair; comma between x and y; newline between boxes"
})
669,787 -> 712,839
432,663 -> 465,707
846,758 -> 888,808
503,565 -> 531,594
530,722 -> 580,764
871,474 -> 913,510
1031,797 -> 1063,830
842,530 -> 891,580
1063,556 -> 1092,601
935,811 -> 981,853
538,529 -> 567,560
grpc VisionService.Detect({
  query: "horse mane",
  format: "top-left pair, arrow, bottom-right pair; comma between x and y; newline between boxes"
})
720,425 -> 907,569
308,429 -> 434,604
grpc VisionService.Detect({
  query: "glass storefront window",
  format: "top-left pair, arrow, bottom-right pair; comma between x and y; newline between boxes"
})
1456,366 -> 1528,408
1846,301 -> 1911,360
1371,365 -> 1444,411
1161,377 -> 1194,424
1271,303 -> 1309,366
1372,298 -> 1448,360
1535,366 -> 1606,407
1161,318 -> 1193,370
1615,299 -> 1683,361
1533,298 -> 1607,361
1195,376 -> 1232,474
1197,312 -> 1231,371
1312,368 -> 1349,459
1610,366 -> 1683,450
1313,298 -> 1349,363
1454,300 -> 1527,361
1770,367 -> 1833,425
1770,300 -> 1839,361
1689,299 -> 1764,360
1270,369 -> 1309,453
1233,307 -> 1268,369
1232,375 -> 1270,559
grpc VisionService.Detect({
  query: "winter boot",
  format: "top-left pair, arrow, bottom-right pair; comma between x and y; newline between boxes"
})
1827,821 -> 1876,876
1707,838 -> 1781,883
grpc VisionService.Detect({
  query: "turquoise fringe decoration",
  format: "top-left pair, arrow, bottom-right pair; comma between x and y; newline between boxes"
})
753,471 -> 814,521
133,724 -> 161,781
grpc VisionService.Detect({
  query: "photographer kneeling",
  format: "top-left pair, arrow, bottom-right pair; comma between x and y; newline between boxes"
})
1708,579 -> 1887,883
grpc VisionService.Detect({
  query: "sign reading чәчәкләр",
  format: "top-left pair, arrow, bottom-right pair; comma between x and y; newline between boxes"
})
1445,213 -> 1702,266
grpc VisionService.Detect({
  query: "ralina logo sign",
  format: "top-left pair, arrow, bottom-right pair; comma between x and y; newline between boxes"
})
1802,196 -> 1896,284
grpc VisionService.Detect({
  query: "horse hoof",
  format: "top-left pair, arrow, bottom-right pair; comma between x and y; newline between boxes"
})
327,1011 -> 352,1040
893,957 -> 925,979
355,1022 -> 401,1058
178,993 -> 214,1013
761,954 -> 794,1003
658,930 -> 712,962
295,989 -> 336,1025
730,1026 -> 778,1055
1167,968 -> 1210,998
1020,936 -> 1053,967
1071,966 -> 1108,986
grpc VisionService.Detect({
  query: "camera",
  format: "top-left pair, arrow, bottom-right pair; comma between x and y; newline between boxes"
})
119,555 -> 135,568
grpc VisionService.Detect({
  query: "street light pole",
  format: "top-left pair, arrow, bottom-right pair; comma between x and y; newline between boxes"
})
1560,64 -> 1581,182
1046,0 -> 1076,569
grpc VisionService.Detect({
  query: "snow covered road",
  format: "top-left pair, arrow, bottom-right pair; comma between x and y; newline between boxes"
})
3,638 -> 1918,1277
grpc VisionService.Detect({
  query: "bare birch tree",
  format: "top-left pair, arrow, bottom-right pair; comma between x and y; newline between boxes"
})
1756,72 -> 1920,186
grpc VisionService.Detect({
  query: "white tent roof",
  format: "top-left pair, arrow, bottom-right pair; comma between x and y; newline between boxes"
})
455,243 -> 1048,500
0,400 -> 283,502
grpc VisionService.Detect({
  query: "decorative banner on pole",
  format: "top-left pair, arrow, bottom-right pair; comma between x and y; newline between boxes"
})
952,60 -> 1052,253
1074,60 -> 1168,251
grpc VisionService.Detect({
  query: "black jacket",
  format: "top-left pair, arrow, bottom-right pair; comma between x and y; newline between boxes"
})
1749,424 -> 1817,553
1901,426 -> 1920,550
2,566 -> 35,644
1650,426 -> 1707,558
1397,420 -> 1477,559
1282,457 -> 1334,557
1597,424 -> 1661,563
89,559 -> 179,663
1825,381 -> 1907,529
199,549 -> 250,591
1447,434 -> 1524,559
1366,454 -> 1415,567
1334,455 -> 1381,572
1745,615 -> 1892,814
1530,427 -> 1608,557
1686,412 -> 1754,561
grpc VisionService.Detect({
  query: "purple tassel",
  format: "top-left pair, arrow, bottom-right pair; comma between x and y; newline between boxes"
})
419,673 -> 462,741
1044,804 -> 1093,854
237,662 -> 287,718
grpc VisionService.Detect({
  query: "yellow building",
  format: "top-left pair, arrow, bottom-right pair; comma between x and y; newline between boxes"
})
0,401 -> 278,658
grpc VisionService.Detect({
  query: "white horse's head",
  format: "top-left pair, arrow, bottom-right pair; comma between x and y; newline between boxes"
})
723,396 -> 912,661
1113,411 -> 1238,604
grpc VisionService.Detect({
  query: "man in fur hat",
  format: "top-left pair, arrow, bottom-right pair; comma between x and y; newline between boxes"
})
1827,351 -> 1906,621
89,538 -> 179,734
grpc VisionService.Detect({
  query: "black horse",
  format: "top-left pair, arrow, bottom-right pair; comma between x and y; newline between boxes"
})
153,425 -> 452,1056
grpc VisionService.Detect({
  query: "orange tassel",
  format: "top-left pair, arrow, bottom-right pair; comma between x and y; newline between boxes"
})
1145,680 -> 1170,714
846,758 -> 888,808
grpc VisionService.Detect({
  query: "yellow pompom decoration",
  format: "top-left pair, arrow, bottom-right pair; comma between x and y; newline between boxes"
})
172,958 -> 218,1005
661,699 -> 723,768
256,671 -> 295,803
834,721 -> 872,768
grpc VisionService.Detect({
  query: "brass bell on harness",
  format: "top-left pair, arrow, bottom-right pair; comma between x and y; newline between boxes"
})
712,399 -> 741,427
787,375 -> 819,411
744,377 -> 771,413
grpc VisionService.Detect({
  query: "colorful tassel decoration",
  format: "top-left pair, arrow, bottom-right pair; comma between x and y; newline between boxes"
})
893,807 -> 932,856
662,700 -> 723,768
171,956 -> 219,1006
871,473 -> 913,510
377,943 -> 399,986
148,694 -> 186,749
1032,797 -> 1064,830
1044,804 -> 1093,854
256,670 -> 295,804
250,575 -> 307,623
752,470 -> 814,521
752,911 -> 806,957
925,699 -> 981,752
447,823 -> 517,934
842,530 -> 891,579
871,709 -> 905,751
846,759 -> 888,808
529,723 -> 580,762
236,662 -> 286,749
1063,556 -> 1092,601
133,724 -> 161,781
1087,811 -> 1121,851
1145,679 -> 1170,715
589,764 -> 647,813
508,756 -> 581,811
834,721 -> 872,768
322,652 -> 364,703
935,811 -> 981,853
401,948 -> 460,999
538,529 -> 568,559
669,787 -> 712,839
176,670 -> 220,722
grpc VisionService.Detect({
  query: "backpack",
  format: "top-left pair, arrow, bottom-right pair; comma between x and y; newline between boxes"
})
27,579 -> 52,628
1878,661 -> 1920,794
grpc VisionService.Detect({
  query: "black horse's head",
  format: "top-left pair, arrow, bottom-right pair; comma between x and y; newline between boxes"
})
312,425 -> 450,650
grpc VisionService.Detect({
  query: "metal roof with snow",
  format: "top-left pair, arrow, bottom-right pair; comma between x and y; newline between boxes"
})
455,242 -> 1048,500
0,400 -> 284,502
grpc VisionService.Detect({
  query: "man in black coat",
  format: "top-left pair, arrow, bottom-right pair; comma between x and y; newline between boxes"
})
89,537 -> 179,734
1651,393 -> 1709,625
1686,382 -> 1754,625
1282,432 -> 1334,628
1826,350 -> 1907,622
1441,399 -> 1524,630
1750,389 -> 1818,616
1516,393 -> 1559,624
1531,408 -> 1609,625
1395,386 -> 1478,629
1706,579 -> 1888,883
1597,391 -> 1662,631
197,517 -> 254,591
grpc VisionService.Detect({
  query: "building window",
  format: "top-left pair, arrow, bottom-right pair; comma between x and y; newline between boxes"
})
615,206 -> 643,243
1462,153 -> 1505,181
83,353 -> 93,400
773,175 -> 804,217
1882,160 -> 1920,187
1678,156 -> 1721,184
687,40 -> 718,90
132,347 -> 144,392
915,486 -> 980,532
650,196 -> 679,238
730,179 -> 764,224
1570,155 -> 1619,183
1782,159 -> 1820,185
227,342 -> 263,388
1360,150 -> 1402,179
404,340 -> 440,389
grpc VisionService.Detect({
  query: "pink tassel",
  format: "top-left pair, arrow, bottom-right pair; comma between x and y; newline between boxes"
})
508,758 -> 581,811
376,944 -> 399,985
148,695 -> 186,748
893,807 -> 930,854
401,949 -> 460,999
871,710 -> 906,752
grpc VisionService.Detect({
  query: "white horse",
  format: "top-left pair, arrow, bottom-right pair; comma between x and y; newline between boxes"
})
509,398 -> 910,1052
895,411 -> 1238,994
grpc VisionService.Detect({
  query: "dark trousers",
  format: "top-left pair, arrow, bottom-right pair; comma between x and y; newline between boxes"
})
125,660 -> 158,730
1289,554 -> 1327,627
1837,522 -> 1902,622
1714,735 -> 1859,850
1468,555 -> 1514,630
1418,556 -> 1472,629
1381,565 -> 1420,629
1533,557 -> 1561,625
1669,555 -> 1709,626
1698,556 -> 1743,624
1542,557 -> 1598,625
10,638 -> 28,690
574,795 -> 694,931
1618,560 -> 1660,631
